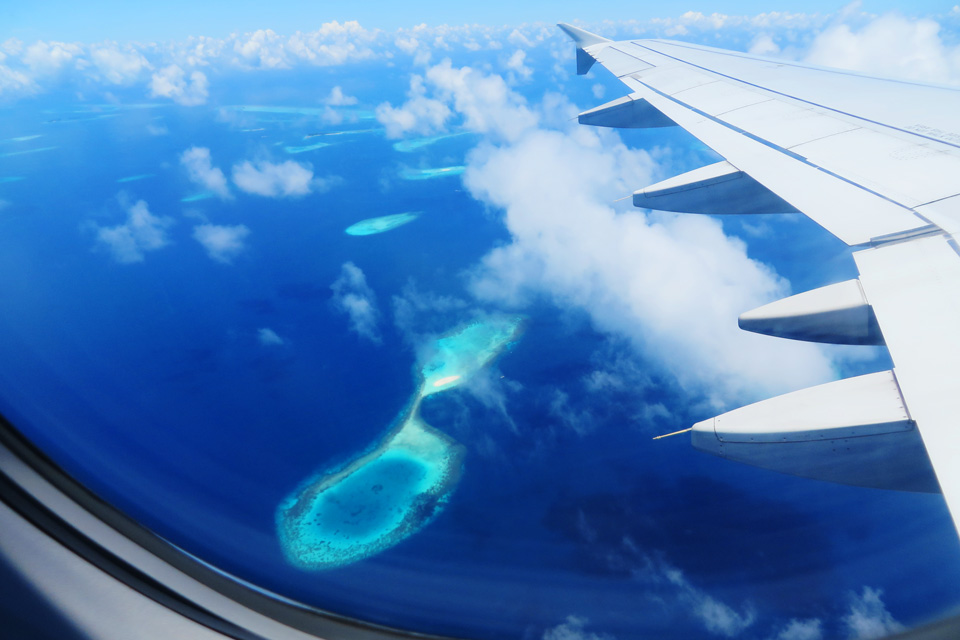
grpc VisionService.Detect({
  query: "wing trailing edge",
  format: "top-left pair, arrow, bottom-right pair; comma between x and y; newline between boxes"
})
633,160 -> 800,215
691,370 -> 938,493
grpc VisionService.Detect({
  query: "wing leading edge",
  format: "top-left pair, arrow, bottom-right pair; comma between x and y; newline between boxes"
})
560,23 -> 960,537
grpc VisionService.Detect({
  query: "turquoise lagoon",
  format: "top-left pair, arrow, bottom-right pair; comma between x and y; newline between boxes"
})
276,315 -> 524,570
344,212 -> 420,236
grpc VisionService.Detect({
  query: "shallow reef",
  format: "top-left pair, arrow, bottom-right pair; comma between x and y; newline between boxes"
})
277,315 -> 524,570
344,212 -> 420,236
399,166 -> 465,180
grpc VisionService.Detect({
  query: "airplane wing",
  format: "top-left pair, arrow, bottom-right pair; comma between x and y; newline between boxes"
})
559,23 -> 960,534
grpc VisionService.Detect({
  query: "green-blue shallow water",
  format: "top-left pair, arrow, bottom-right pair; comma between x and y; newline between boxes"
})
345,212 -> 420,236
399,166 -> 465,180
276,315 -> 523,570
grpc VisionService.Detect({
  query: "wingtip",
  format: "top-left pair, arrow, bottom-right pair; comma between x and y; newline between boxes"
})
557,22 -> 611,48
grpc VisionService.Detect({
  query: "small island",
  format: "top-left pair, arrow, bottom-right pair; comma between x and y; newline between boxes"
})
276,315 -> 524,570
399,166 -> 465,181
344,212 -> 420,236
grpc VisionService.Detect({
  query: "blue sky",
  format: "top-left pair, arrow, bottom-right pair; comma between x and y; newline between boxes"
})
3,0 -> 958,41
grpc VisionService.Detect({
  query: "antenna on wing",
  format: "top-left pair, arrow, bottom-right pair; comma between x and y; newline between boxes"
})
652,427 -> 692,440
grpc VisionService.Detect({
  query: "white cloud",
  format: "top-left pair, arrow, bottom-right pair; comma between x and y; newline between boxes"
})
376,74 -> 452,138
507,28 -> 534,49
192,223 -> 249,263
549,389 -> 596,436
663,564 -> 756,637
95,199 -> 174,263
21,40 -> 81,73
770,619 -> 823,640
331,262 -> 381,343
284,21 -> 380,66
180,147 -> 231,199
591,83 -> 606,99
424,59 -> 538,142
395,36 -> 420,55
464,124 -> 837,407
377,60 -> 537,143
231,159 -> 316,197
233,29 -> 289,69
505,49 -> 532,80
391,281 -> 469,341
542,616 -> 611,640
150,64 -> 209,106
842,587 -> 904,639
89,46 -> 149,84
749,33 -> 781,56
0,64 -> 32,95
804,14 -> 960,83
324,85 -> 357,106
258,327 -> 285,346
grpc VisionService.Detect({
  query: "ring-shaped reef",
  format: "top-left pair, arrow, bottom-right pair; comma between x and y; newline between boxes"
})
277,315 -> 524,570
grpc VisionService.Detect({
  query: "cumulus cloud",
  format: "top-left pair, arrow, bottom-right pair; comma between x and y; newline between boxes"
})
395,35 -> 420,55
391,280 -> 469,342
377,59 -> 537,143
505,49 -> 533,80
233,29 -> 288,69
284,20 -> 380,66
542,616 -> 612,640
804,13 -> 960,83
94,199 -> 174,263
88,46 -> 149,84
258,327 -> 285,346
0,64 -> 32,95
10,13 -> 956,107
770,618 -> 823,640
842,587 -> 904,639
376,74 -> 452,138
150,64 -> 209,106
231,159 -> 316,197
21,40 -> 81,73
324,85 -> 358,105
660,563 -> 756,637
464,124 -> 838,406
749,33 -> 781,56
331,262 -> 381,343
180,147 -> 231,199
192,223 -> 249,263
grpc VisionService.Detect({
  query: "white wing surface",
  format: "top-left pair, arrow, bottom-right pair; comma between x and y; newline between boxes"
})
560,23 -> 960,534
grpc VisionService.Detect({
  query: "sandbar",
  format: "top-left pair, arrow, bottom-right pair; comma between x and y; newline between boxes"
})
399,166 -> 465,181
344,212 -> 420,236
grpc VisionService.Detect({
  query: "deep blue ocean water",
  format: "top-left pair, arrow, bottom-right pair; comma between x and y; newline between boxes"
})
0,54 -> 959,640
